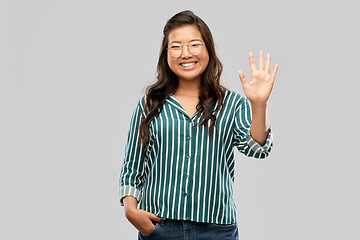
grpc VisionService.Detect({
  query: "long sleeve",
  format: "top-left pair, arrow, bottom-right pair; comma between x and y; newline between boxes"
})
119,97 -> 149,205
232,98 -> 273,159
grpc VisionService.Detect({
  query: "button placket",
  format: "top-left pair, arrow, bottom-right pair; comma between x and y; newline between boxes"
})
182,117 -> 192,198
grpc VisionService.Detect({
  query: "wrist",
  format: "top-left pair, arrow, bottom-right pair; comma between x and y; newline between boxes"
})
123,196 -> 138,217
125,206 -> 138,219
250,101 -> 267,109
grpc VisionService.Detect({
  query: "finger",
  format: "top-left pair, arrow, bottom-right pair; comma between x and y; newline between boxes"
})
238,70 -> 248,87
271,64 -> 279,80
148,214 -> 161,223
259,51 -> 264,71
265,53 -> 271,74
249,52 -> 257,72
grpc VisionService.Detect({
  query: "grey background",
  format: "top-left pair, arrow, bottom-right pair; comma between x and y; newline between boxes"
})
1,0 -> 359,239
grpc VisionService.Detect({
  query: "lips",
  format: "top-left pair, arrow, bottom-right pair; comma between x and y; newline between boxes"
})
179,61 -> 198,69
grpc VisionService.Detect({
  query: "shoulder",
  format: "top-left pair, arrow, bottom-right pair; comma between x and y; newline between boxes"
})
222,88 -> 249,107
134,95 -> 146,110
129,96 -> 147,118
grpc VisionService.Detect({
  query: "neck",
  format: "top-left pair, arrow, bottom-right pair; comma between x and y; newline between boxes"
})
175,77 -> 201,97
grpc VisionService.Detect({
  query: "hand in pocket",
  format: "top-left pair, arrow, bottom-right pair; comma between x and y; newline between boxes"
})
125,208 -> 161,235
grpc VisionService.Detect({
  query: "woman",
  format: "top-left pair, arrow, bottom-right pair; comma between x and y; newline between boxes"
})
119,10 -> 278,240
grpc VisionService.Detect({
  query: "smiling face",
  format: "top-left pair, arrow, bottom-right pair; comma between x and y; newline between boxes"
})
167,25 -> 209,83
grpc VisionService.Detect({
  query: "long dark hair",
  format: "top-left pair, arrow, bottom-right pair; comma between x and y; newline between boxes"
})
139,10 -> 225,147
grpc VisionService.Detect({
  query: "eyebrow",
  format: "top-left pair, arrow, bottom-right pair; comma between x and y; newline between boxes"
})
169,39 -> 203,45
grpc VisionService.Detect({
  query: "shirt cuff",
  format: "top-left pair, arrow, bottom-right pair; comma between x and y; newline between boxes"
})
245,128 -> 273,154
119,185 -> 143,206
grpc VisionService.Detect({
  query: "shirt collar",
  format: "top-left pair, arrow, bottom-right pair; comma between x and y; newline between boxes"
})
166,94 -> 200,119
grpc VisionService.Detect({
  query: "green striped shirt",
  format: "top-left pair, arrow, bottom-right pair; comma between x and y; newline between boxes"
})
119,89 -> 273,224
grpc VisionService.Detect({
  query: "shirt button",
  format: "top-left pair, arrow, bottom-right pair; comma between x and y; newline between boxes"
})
187,136 -> 191,140
184,174 -> 188,178
187,155 -> 190,159
184,193 -> 187,197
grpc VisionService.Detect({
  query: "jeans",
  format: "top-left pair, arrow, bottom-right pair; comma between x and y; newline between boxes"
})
138,218 -> 239,240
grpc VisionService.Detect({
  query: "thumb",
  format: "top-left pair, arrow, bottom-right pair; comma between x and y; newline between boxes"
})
238,70 -> 248,87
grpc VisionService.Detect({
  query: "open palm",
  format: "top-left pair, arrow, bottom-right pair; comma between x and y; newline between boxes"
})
238,51 -> 278,105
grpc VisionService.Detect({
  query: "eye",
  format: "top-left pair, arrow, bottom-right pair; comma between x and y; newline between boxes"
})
190,42 -> 202,47
170,45 -> 181,49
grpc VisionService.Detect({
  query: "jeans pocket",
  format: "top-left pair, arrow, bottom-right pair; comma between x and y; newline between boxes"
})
140,223 -> 158,238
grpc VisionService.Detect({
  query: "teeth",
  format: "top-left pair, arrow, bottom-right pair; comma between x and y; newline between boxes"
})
181,62 -> 196,67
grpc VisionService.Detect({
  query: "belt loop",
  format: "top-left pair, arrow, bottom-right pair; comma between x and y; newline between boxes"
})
160,217 -> 165,226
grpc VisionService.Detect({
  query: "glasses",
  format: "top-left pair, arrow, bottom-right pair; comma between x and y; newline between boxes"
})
167,41 -> 204,58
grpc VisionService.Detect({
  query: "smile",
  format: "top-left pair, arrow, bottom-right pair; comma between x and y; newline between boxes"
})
180,61 -> 197,69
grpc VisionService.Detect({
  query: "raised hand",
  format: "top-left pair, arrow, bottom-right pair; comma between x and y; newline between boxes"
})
238,51 -> 278,106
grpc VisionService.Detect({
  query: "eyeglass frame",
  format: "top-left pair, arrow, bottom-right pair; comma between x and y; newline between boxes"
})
167,41 -> 205,58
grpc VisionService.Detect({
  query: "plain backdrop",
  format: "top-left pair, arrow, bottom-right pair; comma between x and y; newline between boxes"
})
1,0 -> 359,239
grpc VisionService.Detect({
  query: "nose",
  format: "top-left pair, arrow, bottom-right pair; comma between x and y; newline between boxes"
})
181,45 -> 192,58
